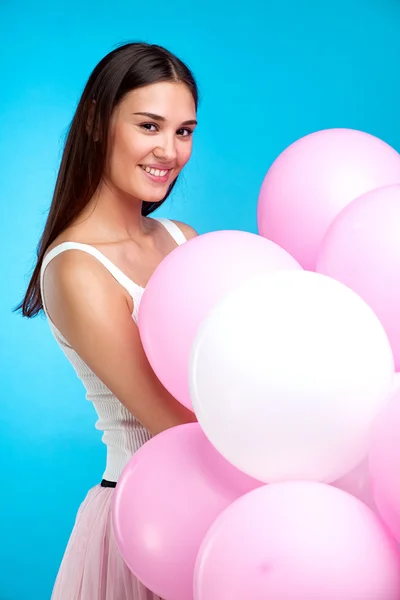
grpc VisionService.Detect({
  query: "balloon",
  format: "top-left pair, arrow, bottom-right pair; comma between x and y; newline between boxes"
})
316,184 -> 400,371
194,482 -> 400,600
393,371 -> 400,393
190,270 -> 394,483
112,423 -> 262,600
257,128 -> 400,270
139,230 -> 301,410
374,489 -> 400,544
370,388 -> 400,543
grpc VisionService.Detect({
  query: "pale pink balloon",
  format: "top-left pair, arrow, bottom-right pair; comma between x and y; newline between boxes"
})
112,423 -> 262,600
374,490 -> 400,545
316,184 -> 400,370
370,387 -> 400,543
194,482 -> 400,600
138,230 -> 301,410
257,129 -> 400,270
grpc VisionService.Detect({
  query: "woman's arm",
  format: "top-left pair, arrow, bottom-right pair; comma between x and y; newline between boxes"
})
42,250 -> 196,435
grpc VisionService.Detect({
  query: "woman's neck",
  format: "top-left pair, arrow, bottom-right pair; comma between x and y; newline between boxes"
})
76,180 -> 150,243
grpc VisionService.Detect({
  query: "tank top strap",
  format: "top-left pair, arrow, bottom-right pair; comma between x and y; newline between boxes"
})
154,218 -> 187,246
40,241 -> 143,298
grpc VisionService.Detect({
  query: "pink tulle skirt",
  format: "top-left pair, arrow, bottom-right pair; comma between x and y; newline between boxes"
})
51,485 -> 162,600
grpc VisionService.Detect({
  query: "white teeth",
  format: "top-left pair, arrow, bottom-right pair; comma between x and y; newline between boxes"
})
141,166 -> 168,177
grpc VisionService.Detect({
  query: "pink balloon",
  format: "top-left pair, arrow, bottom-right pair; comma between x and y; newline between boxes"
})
139,230 -> 301,410
370,388 -> 400,543
257,129 -> 400,270
374,489 -> 400,545
112,423 -> 262,600
194,482 -> 400,600
316,184 -> 400,370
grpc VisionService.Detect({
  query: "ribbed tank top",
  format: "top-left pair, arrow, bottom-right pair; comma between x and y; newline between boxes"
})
40,218 -> 187,482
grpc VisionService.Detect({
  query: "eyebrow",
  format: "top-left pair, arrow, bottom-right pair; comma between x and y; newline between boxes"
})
133,112 -> 198,126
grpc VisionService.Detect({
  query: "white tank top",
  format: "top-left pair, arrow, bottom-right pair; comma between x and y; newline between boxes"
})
40,218 -> 187,482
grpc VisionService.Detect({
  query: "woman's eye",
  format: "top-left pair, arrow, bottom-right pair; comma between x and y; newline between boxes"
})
177,128 -> 193,137
140,123 -> 193,137
140,123 -> 158,132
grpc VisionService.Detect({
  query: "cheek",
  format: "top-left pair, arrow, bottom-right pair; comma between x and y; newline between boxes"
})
118,129 -> 146,163
177,141 -> 193,167
108,133 -> 149,183
112,122 -> 151,165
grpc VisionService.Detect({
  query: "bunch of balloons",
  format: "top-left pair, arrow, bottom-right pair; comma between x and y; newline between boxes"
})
113,128 -> 400,599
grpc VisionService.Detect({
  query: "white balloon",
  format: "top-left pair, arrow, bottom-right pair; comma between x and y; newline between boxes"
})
189,271 -> 394,483
393,372 -> 400,393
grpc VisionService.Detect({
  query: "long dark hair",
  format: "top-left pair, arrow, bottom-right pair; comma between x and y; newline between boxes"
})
18,42 -> 198,318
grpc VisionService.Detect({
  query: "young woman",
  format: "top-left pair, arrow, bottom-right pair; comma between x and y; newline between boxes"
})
19,42 -> 199,599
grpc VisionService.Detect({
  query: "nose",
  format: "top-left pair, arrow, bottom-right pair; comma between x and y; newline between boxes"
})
153,132 -> 177,163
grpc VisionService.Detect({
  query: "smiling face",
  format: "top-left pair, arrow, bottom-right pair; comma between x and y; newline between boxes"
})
103,81 -> 197,205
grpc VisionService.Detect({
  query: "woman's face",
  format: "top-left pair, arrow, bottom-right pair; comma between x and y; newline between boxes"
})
104,81 -> 197,205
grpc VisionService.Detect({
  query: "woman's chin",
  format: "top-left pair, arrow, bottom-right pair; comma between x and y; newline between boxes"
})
127,178 -> 171,206
137,187 -> 170,205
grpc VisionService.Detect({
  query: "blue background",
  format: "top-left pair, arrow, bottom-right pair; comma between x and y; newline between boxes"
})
2,0 -> 400,597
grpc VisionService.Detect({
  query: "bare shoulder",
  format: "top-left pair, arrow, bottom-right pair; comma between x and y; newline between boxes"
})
171,220 -> 198,240
42,249 -> 132,329
43,245 -> 108,290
